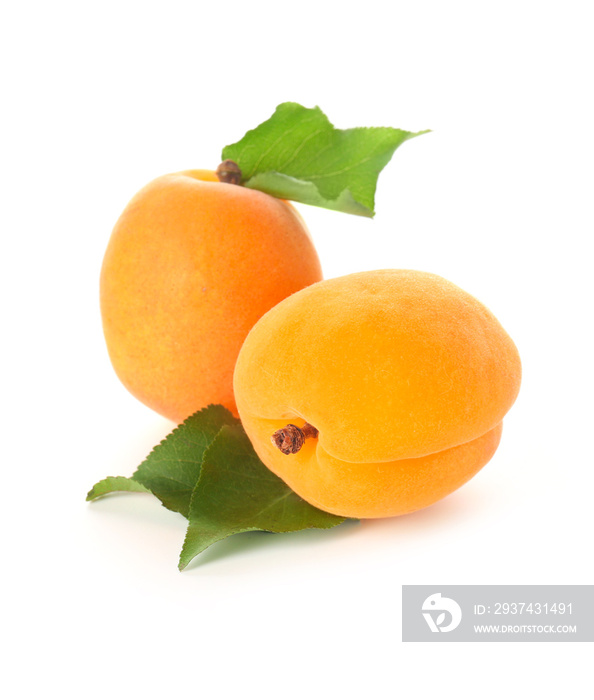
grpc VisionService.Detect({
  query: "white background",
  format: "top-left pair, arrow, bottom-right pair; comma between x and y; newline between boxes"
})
2,1 -> 593,697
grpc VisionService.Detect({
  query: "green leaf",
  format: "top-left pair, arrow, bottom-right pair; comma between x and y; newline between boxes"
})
131,405 -> 239,517
86,405 -> 239,517
222,102 -> 429,217
87,405 -> 349,569
178,424 -> 346,570
86,476 -> 150,500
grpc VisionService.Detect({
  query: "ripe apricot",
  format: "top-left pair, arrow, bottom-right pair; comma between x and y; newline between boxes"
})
233,269 -> 521,518
100,168 -> 322,423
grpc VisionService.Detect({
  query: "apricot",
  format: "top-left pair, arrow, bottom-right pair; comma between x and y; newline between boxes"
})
233,269 -> 521,518
100,167 -> 322,423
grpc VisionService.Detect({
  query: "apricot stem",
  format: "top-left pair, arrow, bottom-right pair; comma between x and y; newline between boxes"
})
271,422 -> 318,455
216,159 -> 242,185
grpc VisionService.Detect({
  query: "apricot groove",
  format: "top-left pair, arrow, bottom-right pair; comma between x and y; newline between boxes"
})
234,269 -> 521,518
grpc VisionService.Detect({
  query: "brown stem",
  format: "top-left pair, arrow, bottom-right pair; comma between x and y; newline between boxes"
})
271,422 -> 319,455
216,159 -> 242,185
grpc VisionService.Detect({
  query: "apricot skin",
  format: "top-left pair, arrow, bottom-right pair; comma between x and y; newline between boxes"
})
100,170 -> 322,423
233,270 -> 521,519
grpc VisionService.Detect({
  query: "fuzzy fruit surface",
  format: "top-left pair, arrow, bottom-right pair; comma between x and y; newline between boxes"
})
233,269 -> 521,518
100,170 -> 322,423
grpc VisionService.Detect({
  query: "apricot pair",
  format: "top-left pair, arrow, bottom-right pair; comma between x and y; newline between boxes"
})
100,168 -> 322,423
101,169 -> 521,521
233,269 -> 521,518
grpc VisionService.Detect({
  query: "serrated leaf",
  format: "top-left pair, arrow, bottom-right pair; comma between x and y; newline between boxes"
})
87,405 -> 350,569
87,405 -> 239,517
131,405 -> 239,517
178,424 -> 346,570
86,476 -> 150,500
222,102 -> 429,217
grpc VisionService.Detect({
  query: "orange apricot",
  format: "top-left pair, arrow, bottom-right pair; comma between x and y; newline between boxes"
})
100,168 -> 322,423
233,269 -> 521,518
